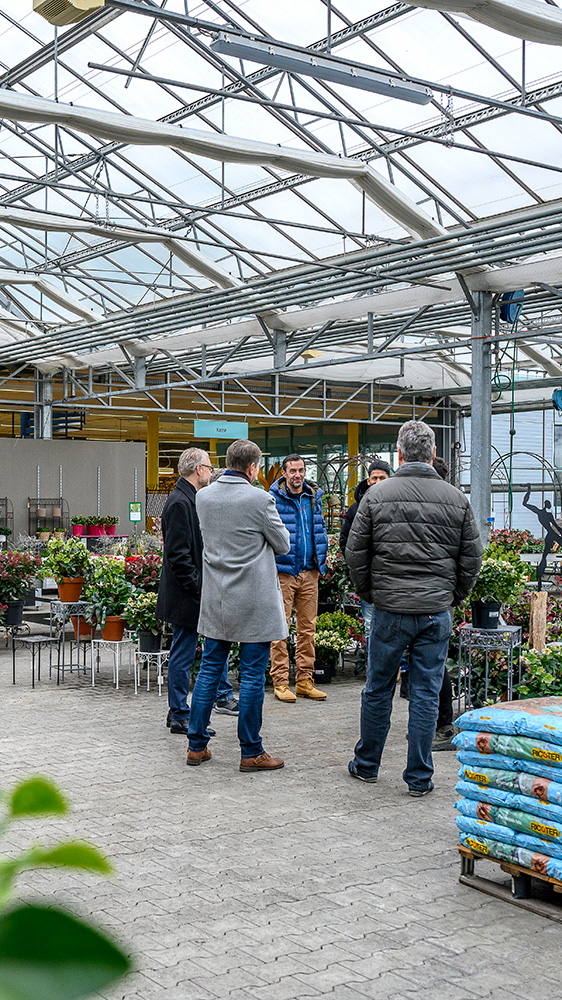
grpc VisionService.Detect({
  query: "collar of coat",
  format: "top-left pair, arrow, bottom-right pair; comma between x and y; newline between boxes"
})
272,477 -> 324,501
176,477 -> 197,502
393,462 -> 440,479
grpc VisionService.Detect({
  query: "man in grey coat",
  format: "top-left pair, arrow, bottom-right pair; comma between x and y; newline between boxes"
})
187,439 -> 291,772
345,420 -> 483,796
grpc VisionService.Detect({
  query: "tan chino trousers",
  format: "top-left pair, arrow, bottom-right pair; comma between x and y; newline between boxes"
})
270,569 -> 319,687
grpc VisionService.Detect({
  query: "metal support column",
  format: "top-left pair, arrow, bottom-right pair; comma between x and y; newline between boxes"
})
347,422 -> 360,504
146,413 -> 159,492
34,373 -> 53,440
471,292 -> 493,542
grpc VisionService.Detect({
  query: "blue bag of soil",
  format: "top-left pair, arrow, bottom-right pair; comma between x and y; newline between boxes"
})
456,809 -> 562,859
456,750 -> 562,784
455,779 -> 562,824
457,764 -> 562,805
456,697 -> 562,747
453,730 -> 562,767
458,831 -> 562,881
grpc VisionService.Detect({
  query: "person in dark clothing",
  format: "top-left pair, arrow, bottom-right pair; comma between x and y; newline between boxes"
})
340,460 -> 391,659
345,422 -> 482,795
156,447 -> 237,736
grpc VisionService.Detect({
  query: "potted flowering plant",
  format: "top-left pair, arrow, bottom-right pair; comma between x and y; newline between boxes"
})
0,551 -> 42,624
84,557 -> 133,641
36,522 -> 50,542
41,537 -> 91,602
470,556 -> 527,629
86,516 -> 105,537
102,516 -> 119,536
0,526 -> 11,543
124,592 -> 163,652
123,553 -> 162,592
70,516 -> 87,537
314,610 -> 360,683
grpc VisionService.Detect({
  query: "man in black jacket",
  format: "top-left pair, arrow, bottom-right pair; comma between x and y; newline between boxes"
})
156,447 -> 237,735
345,420 -> 483,796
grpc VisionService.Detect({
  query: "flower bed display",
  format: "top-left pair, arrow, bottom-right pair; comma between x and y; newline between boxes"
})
123,553 -> 162,591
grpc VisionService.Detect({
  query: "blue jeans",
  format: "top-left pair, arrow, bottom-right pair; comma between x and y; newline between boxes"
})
189,639 -> 270,758
352,610 -> 452,790
167,626 -> 233,722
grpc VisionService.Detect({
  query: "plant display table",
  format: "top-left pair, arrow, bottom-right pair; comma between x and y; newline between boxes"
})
457,625 -> 522,710
50,600 -> 92,683
90,637 -> 134,690
12,634 -> 59,688
134,649 -> 170,696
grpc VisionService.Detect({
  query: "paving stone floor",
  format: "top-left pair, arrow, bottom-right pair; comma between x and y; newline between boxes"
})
1,641 -> 561,1000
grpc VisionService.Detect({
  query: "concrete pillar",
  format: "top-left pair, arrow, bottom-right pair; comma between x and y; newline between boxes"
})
34,373 -> 53,440
146,412 -> 159,491
470,292 -> 493,542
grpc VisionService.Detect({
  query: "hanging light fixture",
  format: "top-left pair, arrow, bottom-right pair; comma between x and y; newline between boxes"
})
211,34 -> 433,105
33,0 -> 105,26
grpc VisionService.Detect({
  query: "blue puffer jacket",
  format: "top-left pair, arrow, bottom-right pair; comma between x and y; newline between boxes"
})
270,478 -> 328,577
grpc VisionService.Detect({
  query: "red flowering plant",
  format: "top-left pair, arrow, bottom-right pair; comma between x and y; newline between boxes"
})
0,551 -> 42,603
123,553 -> 162,592
488,528 -> 543,554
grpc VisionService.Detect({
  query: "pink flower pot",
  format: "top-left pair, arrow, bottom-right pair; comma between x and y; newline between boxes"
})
86,524 -> 104,537
72,525 -> 85,536
105,525 -> 116,536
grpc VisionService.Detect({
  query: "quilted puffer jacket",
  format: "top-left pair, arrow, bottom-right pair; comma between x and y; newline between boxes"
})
270,478 -> 328,577
345,462 -> 483,613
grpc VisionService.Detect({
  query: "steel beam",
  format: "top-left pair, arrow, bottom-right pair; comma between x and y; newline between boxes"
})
470,291 -> 493,542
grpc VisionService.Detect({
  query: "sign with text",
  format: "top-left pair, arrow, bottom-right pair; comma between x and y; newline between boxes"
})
194,420 -> 248,440
129,501 -> 142,522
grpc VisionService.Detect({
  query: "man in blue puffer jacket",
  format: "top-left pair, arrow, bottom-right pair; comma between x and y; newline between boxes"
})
269,454 -> 329,702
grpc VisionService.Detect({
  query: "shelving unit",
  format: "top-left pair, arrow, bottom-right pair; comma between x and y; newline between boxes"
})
27,497 -> 70,537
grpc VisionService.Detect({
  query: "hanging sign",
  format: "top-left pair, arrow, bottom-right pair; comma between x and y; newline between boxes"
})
193,420 -> 248,439
129,501 -> 142,522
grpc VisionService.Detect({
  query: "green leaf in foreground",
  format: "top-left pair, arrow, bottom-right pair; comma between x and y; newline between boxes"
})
0,905 -> 131,1000
8,779 -> 67,819
27,842 -> 112,876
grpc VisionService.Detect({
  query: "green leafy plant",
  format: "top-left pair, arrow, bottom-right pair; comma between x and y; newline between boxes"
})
315,609 -> 361,653
84,557 -> 133,625
0,551 -> 42,603
86,516 -> 105,527
70,516 -> 88,527
123,553 -> 162,591
0,527 -> 12,538
102,516 -> 119,527
41,537 -> 91,584
0,775 -> 131,1000
470,556 -> 527,605
518,644 -> 562,698
123,592 -> 162,634
488,528 -> 543,554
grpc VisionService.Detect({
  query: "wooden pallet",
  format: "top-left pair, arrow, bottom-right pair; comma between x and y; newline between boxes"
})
458,845 -> 562,922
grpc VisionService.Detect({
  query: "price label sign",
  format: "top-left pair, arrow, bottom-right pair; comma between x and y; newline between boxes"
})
129,501 -> 142,523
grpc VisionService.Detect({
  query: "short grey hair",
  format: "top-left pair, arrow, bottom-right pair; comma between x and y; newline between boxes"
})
397,420 -> 435,464
178,447 -> 209,477
226,439 -> 262,472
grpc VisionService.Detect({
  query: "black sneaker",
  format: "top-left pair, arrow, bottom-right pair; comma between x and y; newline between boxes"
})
214,698 -> 239,715
170,719 -> 216,737
348,760 -> 378,783
409,781 -> 434,797
431,725 -> 458,752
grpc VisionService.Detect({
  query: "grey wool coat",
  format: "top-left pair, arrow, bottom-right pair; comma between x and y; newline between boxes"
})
196,474 -> 291,643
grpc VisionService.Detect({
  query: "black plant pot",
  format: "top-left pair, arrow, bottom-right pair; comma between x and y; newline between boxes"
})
138,630 -> 162,653
313,657 -> 336,684
4,600 -> 24,626
471,601 -> 501,630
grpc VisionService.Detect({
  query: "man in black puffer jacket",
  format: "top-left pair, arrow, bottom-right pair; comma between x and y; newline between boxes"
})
345,420 -> 483,796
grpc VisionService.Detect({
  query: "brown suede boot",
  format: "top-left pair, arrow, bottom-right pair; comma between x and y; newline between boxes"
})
274,685 -> 297,703
186,747 -> 212,766
240,751 -> 284,773
296,679 -> 327,700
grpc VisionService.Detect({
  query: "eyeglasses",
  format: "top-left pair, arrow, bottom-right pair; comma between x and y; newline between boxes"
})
198,464 -> 214,471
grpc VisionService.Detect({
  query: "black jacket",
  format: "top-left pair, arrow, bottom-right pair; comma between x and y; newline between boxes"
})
345,462 -> 483,613
155,478 -> 202,629
339,479 -> 371,555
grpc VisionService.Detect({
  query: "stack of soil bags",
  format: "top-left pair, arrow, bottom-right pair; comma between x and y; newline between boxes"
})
453,697 -> 562,880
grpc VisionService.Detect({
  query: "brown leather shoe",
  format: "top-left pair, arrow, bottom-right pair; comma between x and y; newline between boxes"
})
240,751 -> 284,773
296,679 -> 327,700
186,747 -> 211,766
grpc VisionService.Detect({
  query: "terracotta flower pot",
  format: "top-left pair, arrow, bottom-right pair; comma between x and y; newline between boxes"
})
104,524 -> 117,536
71,615 -> 95,640
38,532 -> 50,542
57,577 -> 84,602
72,525 -> 84,536
101,615 -> 125,642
